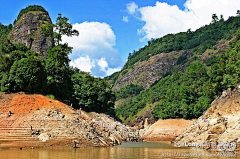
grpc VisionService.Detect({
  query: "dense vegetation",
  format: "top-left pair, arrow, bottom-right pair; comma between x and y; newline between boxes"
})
115,84 -> 144,100
115,15 -> 240,121
115,62 -> 211,121
71,70 -> 115,112
0,8 -> 115,113
0,23 -> 13,50
116,35 -> 239,120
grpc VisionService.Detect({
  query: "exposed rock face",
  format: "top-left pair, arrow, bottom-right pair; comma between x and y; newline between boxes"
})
9,11 -> 54,56
113,51 -> 182,90
201,40 -> 230,64
175,84 -> 240,151
142,119 -> 196,141
0,93 -> 139,148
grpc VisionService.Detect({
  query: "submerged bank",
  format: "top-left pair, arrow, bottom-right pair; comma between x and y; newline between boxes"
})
0,142 -> 239,159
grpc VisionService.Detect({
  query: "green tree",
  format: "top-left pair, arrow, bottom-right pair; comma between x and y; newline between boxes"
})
42,14 -> 79,103
1,57 -> 46,93
54,14 -> 79,45
220,15 -> 224,21
41,14 -> 79,46
45,45 -> 73,102
115,84 -> 143,100
186,61 -> 207,79
71,70 -> 115,112
212,14 -> 219,23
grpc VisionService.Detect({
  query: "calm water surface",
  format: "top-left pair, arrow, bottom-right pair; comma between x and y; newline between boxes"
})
0,142 -> 238,159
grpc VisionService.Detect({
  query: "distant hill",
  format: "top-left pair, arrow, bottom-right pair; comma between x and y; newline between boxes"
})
106,15 -> 240,123
106,16 -> 239,90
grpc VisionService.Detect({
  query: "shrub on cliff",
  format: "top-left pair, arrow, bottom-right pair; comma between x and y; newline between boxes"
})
16,5 -> 47,21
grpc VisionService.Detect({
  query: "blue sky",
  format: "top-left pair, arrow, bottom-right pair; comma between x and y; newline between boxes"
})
0,0 -> 239,77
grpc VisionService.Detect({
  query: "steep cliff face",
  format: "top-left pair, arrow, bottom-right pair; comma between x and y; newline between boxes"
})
175,84 -> 240,150
9,10 -> 53,56
113,51 -> 182,90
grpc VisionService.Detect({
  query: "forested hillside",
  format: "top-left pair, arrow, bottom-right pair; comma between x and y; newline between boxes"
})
106,16 -> 239,85
110,15 -> 240,122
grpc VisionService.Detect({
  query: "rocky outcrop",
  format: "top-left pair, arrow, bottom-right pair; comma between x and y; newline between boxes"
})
113,51 -> 182,90
142,119 -> 196,141
0,93 -> 139,148
175,84 -> 240,151
9,11 -> 53,56
90,112 -> 140,143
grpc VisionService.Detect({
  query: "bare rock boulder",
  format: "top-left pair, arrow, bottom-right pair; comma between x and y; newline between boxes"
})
38,133 -> 50,142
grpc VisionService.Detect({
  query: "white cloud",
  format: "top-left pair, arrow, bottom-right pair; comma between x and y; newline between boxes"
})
96,58 -> 121,76
70,56 -> 95,73
105,67 -> 121,76
127,2 -> 138,14
97,58 -> 108,71
69,56 -> 121,77
130,0 -> 240,41
62,22 -> 123,77
123,16 -> 129,22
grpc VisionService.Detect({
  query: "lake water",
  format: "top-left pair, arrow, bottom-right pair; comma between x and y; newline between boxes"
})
0,142 -> 238,159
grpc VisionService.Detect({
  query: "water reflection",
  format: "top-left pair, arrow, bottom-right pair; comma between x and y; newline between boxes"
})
0,142 -> 239,159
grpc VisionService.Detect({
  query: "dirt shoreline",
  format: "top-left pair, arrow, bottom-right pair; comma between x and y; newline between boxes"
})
0,93 -> 139,149
0,93 -> 209,149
